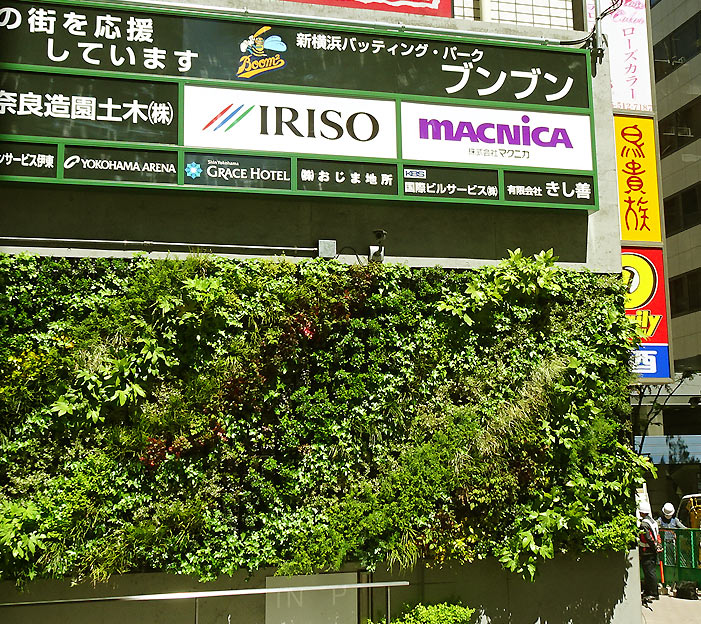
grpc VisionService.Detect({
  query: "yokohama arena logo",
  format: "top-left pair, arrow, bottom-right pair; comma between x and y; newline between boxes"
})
237,26 -> 287,79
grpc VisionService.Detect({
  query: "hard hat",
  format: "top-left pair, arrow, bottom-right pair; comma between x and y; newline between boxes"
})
662,502 -> 675,518
639,501 -> 651,516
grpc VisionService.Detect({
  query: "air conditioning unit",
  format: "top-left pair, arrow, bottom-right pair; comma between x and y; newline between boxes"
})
677,127 -> 693,137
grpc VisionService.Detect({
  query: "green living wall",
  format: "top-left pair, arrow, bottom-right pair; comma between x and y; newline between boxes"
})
0,251 -> 650,584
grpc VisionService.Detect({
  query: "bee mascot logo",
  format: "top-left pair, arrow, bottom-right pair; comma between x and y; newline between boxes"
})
237,26 -> 287,79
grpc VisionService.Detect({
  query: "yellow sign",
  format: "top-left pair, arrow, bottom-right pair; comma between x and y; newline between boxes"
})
614,116 -> 661,242
621,251 -> 657,309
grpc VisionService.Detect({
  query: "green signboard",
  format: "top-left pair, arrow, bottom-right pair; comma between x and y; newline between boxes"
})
504,171 -> 595,207
297,159 -> 398,195
184,153 -> 292,190
0,69 -> 178,143
63,145 -> 178,183
0,0 -> 597,210
0,140 -> 57,177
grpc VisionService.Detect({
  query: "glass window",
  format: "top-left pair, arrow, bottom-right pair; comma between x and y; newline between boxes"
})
664,195 -> 682,235
658,95 -> 701,159
664,183 -> 701,236
688,270 -> 701,313
654,12 -> 701,82
669,276 -> 688,317
669,269 -> 701,318
673,12 -> 701,63
659,112 -> 678,157
654,39 -> 674,82
681,186 -> 701,230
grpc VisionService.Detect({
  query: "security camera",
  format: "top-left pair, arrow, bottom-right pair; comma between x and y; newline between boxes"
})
369,229 -> 386,263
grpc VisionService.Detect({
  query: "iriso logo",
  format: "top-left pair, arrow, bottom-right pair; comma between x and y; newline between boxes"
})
237,26 -> 287,79
203,104 -> 380,142
259,106 -> 380,142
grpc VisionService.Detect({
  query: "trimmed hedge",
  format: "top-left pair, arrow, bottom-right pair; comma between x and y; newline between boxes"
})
374,602 -> 475,624
0,250 -> 650,583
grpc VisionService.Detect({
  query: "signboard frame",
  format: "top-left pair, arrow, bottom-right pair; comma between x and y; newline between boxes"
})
623,246 -> 672,381
0,0 -> 598,210
280,0 -> 453,19
607,0 -> 673,383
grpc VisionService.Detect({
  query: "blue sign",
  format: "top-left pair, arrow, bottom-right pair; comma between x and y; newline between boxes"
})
632,345 -> 671,379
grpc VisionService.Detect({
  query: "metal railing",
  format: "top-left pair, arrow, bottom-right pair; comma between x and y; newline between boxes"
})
0,580 -> 409,624
0,235 -> 318,254
660,528 -> 701,584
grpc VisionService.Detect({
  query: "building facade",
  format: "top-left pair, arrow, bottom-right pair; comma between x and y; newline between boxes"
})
0,3 -> 654,621
653,0 -> 701,374
628,0 -> 701,521
0,0 -> 623,273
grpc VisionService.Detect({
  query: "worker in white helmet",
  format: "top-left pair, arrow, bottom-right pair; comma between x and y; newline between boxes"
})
657,502 -> 686,566
657,502 -> 686,530
639,500 -> 661,600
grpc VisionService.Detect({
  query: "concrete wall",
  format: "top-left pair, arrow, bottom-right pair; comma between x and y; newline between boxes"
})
0,0 -> 623,272
0,553 -> 642,624
373,552 -> 642,624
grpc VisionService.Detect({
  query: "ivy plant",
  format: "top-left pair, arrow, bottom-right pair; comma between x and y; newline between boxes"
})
0,251 -> 650,583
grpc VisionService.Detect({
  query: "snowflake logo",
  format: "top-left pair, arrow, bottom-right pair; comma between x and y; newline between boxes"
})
185,162 -> 202,179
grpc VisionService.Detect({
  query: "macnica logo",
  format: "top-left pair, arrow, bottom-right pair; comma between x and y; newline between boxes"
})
419,115 -> 573,148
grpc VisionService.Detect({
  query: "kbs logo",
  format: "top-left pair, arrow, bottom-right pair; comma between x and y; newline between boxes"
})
237,26 -> 287,79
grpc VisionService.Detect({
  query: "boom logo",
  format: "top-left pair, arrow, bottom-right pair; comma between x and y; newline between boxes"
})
236,26 -> 287,79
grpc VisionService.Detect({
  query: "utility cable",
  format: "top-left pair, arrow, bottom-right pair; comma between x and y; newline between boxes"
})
558,0 -> 623,47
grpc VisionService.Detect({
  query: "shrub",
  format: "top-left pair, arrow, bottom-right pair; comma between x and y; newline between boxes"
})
0,251 -> 650,583
374,602 -> 475,624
